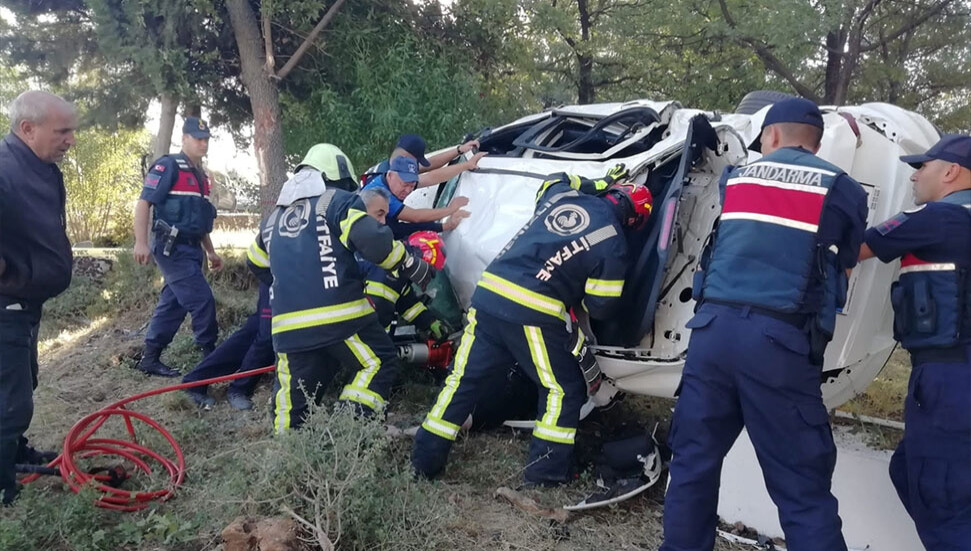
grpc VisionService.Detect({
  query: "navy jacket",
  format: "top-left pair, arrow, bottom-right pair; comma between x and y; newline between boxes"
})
0,133 -> 72,300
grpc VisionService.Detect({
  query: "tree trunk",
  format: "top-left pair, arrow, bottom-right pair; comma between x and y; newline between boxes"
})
576,0 -> 594,104
822,30 -> 845,104
225,0 -> 288,216
184,104 -> 202,118
154,93 -> 177,160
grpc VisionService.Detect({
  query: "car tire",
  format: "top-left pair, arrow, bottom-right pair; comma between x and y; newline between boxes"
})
735,90 -> 796,115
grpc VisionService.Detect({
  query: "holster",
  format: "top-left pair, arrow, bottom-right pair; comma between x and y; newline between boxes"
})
153,219 -> 180,257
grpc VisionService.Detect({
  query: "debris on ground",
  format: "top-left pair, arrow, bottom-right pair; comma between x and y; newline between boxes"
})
221,516 -> 301,551
494,486 -> 571,523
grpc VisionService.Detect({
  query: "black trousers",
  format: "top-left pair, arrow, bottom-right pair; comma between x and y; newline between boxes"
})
0,298 -> 42,503
272,318 -> 401,432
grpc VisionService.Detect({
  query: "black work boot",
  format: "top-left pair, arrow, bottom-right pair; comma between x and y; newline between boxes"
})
135,346 -> 180,377
16,437 -> 57,465
199,343 -> 216,358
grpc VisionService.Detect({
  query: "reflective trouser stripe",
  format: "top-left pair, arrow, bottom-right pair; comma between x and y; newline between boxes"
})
422,417 -> 461,440
534,421 -> 576,444
339,334 -> 386,410
338,386 -> 386,410
524,325 -> 573,444
273,352 -> 293,434
401,302 -> 427,322
422,308 -> 478,440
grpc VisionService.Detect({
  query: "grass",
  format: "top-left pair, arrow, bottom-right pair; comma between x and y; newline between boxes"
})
4,250 -> 907,550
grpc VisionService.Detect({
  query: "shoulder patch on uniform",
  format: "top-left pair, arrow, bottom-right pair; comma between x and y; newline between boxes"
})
144,174 -> 161,189
875,212 -> 909,235
152,163 -> 166,173
903,204 -> 927,214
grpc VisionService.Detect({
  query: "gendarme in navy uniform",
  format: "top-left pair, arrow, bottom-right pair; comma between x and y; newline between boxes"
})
133,117 -> 222,377
661,98 -> 868,551
411,164 -> 652,486
860,134 -> 971,549
0,91 -> 77,506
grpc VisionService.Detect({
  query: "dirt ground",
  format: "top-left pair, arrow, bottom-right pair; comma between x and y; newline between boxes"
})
1,255 -> 907,550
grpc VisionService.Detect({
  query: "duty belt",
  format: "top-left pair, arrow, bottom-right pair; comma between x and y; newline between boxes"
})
704,300 -> 811,331
910,345 -> 969,365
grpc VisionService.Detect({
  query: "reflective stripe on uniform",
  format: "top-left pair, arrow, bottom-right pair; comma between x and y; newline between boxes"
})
524,325 -> 572,444
247,241 -> 270,268
534,421 -> 576,444
273,353 -> 293,434
722,176 -> 829,233
365,281 -> 400,303
421,416 -> 461,440
423,309 -> 478,439
401,301 -> 427,322
378,240 -> 406,270
720,212 -> 820,233
338,386 -> 386,410
342,333 -> 383,397
339,208 -> 368,248
271,299 -> 373,334
478,272 -> 568,323
900,262 -> 957,274
570,330 -> 586,356
584,278 -> 624,297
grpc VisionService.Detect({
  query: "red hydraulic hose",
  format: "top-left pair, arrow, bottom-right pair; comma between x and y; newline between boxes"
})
20,365 -> 276,511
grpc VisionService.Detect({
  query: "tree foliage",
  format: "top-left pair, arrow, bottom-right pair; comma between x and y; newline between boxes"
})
280,26 -> 500,170
1,0 -> 968,204
61,128 -> 149,245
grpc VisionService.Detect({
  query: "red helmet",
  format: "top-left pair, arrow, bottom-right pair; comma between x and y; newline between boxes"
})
605,183 -> 653,227
407,231 -> 446,270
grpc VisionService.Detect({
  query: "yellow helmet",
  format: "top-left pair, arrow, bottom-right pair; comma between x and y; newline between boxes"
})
298,144 -> 357,185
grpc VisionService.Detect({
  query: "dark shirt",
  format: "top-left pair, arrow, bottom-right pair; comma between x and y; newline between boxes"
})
864,196 -> 971,266
0,133 -> 72,301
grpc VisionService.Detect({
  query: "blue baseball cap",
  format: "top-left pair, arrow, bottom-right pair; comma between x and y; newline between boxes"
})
389,155 -> 420,183
749,97 -> 824,152
900,134 -> 971,170
183,117 -> 211,139
395,134 -> 430,167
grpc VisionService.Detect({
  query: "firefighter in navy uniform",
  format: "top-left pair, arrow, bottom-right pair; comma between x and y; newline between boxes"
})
246,144 -> 435,432
859,134 -> 971,550
411,164 -> 653,486
660,98 -> 868,551
133,117 -> 221,377
360,231 -> 450,339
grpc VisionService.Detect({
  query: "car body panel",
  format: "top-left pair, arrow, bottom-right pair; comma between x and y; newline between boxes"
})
405,100 -> 938,408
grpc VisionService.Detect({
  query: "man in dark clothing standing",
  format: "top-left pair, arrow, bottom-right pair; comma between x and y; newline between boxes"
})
0,90 -> 78,505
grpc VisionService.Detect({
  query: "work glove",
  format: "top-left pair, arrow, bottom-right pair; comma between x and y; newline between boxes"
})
428,319 -> 451,341
603,163 -> 629,185
399,251 -> 435,291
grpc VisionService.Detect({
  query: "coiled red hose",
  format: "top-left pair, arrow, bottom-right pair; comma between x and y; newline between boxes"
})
20,365 -> 276,511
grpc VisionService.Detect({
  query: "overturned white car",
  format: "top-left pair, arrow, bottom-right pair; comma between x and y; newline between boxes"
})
407,93 -> 939,410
